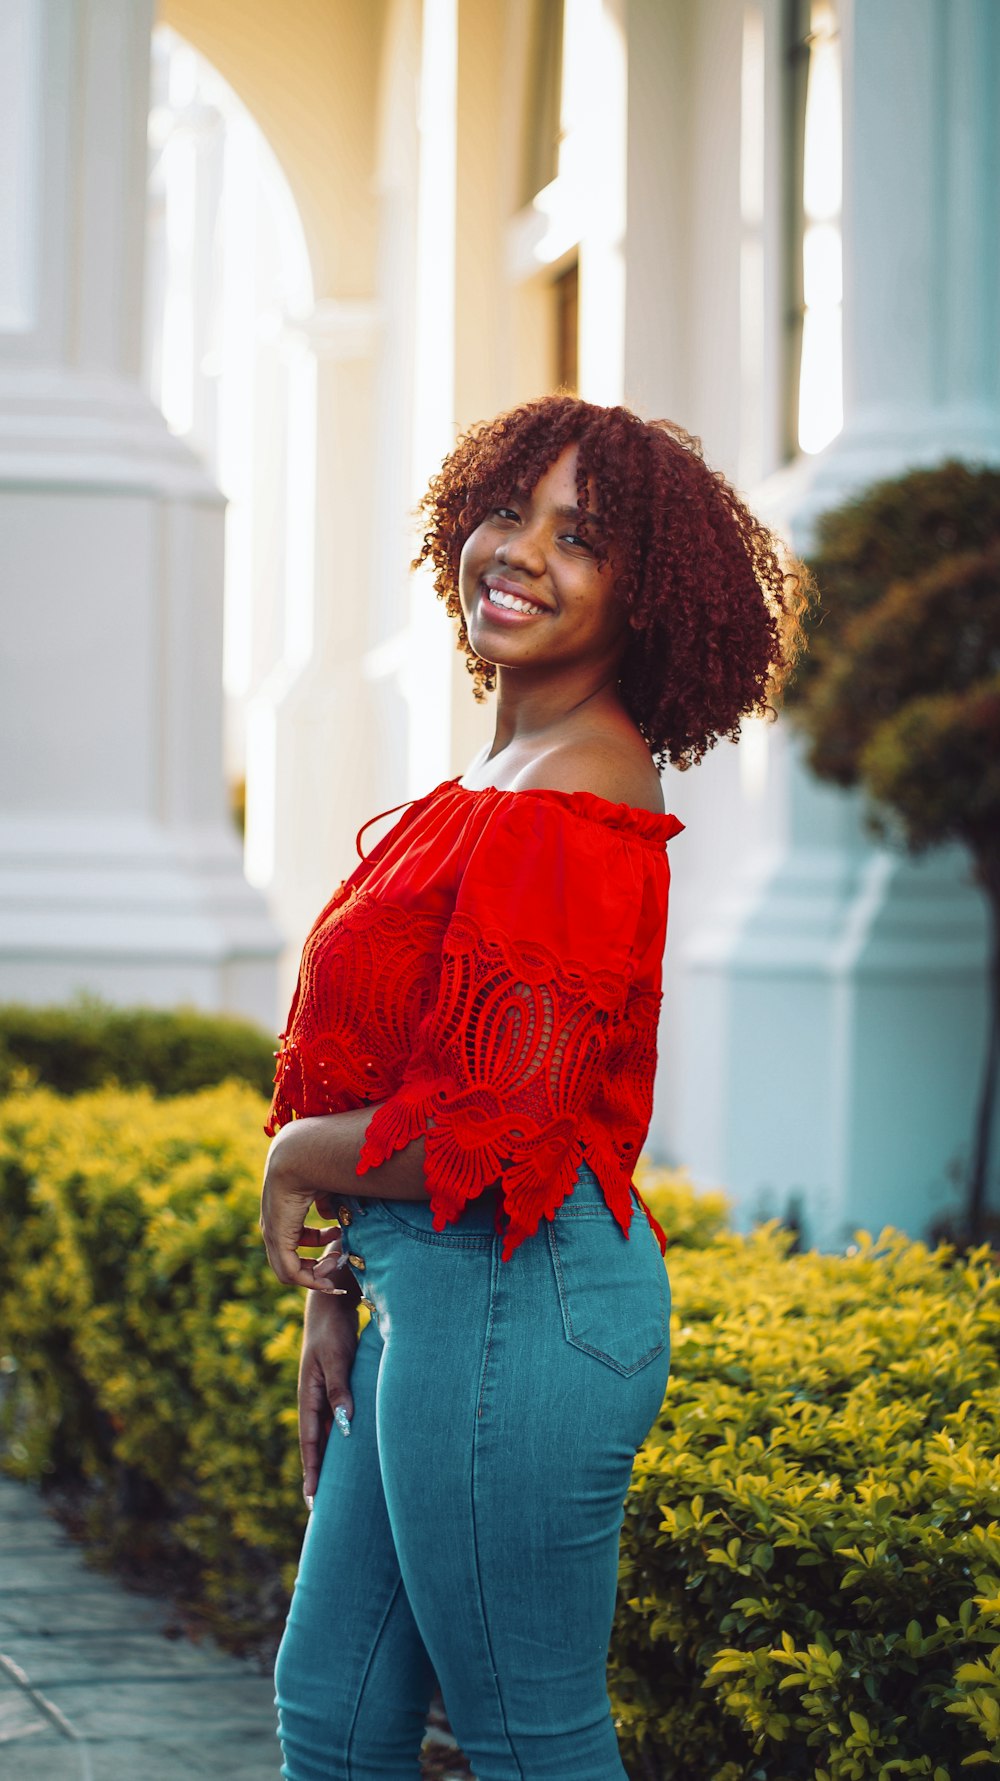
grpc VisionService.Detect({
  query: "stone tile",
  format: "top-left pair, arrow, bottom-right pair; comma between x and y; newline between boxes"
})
0,1546 -> 116,1592
0,1751 -> 85,1781
0,1587 -> 168,1637
0,1503 -> 56,1538
6,1737 -> 279,1780
1,1628 -> 248,1686
42,1676 -> 278,1742
0,1480 -> 281,1777
0,1498 -> 79,1550
0,1480 -> 51,1525
0,1534 -> 74,1558
0,1673 -> 54,1743
148,1731 -> 282,1779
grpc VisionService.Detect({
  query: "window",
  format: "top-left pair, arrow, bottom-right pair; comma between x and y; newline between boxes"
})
520,0 -> 565,209
554,257 -> 578,391
785,0 -> 844,456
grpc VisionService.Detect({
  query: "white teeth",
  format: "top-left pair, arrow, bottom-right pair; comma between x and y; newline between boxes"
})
487,586 -> 544,616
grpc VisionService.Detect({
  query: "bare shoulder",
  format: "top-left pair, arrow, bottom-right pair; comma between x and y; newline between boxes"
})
512,739 -> 664,815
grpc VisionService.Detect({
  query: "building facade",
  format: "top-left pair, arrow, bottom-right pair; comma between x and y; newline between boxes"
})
2,0 -> 997,1244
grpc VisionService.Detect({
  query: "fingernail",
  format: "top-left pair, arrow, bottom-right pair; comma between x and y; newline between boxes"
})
334,1406 -> 351,1438
305,1494 -> 314,1511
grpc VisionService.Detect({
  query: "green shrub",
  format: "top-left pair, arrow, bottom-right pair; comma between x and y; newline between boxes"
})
0,1105 -> 719,1635
2,1083 -> 998,1775
0,999 -> 276,1098
638,1163 -> 731,1249
788,459 -> 1000,702
612,1226 -> 1000,1779
0,1080 -> 301,1637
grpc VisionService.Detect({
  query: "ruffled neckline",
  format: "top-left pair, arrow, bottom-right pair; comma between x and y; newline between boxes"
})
429,777 -> 684,846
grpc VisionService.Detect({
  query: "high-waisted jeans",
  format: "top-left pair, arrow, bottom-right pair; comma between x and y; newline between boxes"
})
274,1164 -> 671,1781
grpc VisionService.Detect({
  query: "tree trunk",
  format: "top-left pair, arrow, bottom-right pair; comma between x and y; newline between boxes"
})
967,880 -> 1000,1245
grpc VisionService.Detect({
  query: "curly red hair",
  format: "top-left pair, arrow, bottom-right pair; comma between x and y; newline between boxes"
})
415,395 -> 811,769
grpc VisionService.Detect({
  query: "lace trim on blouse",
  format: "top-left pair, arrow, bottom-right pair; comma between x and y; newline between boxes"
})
267,782 -> 682,1258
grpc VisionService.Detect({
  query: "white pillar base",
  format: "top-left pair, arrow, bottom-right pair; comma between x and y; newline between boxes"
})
0,814 -> 279,1024
674,728 -> 990,1249
0,377 -> 282,1028
0,0 -> 281,1028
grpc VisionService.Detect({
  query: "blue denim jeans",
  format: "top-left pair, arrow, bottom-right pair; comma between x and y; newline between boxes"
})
274,1164 -> 671,1781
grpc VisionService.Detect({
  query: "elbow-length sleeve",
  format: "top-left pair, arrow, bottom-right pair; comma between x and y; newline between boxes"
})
356,793 -> 676,1258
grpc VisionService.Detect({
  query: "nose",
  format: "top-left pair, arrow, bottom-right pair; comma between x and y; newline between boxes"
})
496,520 -> 545,576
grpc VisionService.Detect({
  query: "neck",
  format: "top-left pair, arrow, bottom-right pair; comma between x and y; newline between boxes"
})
487,662 -> 624,758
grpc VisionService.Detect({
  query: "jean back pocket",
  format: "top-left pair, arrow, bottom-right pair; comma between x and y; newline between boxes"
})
547,1196 -> 670,1377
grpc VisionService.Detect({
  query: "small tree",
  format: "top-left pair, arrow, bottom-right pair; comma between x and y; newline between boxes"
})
785,463 -> 1000,1242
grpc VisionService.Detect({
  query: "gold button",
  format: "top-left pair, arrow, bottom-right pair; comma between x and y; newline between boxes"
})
347,1253 -> 366,1271
337,1205 -> 352,1226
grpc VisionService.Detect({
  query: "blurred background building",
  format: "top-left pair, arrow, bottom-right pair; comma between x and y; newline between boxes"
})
2,0 -> 997,1247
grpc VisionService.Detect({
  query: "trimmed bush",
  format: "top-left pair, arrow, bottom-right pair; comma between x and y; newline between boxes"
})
638,1164 -> 731,1250
0,1080 -> 299,1637
0,999 -> 277,1099
2,1081 -> 998,1776
0,1093 -> 719,1635
612,1227 -> 1000,1779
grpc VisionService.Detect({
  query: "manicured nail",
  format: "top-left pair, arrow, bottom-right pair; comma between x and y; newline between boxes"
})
305,1494 -> 314,1511
334,1406 -> 351,1438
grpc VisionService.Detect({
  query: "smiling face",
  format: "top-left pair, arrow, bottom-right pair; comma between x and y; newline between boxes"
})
458,444 -> 628,682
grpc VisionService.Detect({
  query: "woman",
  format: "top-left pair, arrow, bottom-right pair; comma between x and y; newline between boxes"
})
260,395 -> 807,1781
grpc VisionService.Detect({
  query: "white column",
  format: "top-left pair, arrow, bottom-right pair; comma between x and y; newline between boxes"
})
0,0 -> 280,1021
245,298 -> 385,1004
406,0 -> 458,794
675,0 -> 996,1246
246,0 -> 458,1008
623,0 -> 765,1204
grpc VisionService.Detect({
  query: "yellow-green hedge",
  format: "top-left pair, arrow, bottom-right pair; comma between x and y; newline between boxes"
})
0,1084 -> 725,1639
613,1227 -> 1000,1779
0,1081 -> 300,1633
0,999 -> 276,1098
1,1082 -> 998,1778
635,1163 -> 731,1252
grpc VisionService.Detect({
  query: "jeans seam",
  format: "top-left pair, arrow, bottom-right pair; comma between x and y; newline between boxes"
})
344,1574 -> 411,1780
468,1239 -> 525,1779
375,1200 -> 497,1246
475,1239 -> 499,1422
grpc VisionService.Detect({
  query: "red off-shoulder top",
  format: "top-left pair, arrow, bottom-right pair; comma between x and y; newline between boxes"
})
266,778 -> 683,1260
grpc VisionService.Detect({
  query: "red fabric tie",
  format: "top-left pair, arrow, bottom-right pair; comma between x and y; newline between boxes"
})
355,799 -> 417,860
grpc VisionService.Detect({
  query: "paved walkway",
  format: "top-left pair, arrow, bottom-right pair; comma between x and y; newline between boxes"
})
0,1474 -> 280,1779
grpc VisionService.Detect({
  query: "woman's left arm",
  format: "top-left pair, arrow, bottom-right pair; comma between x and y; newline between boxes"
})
260,1106 -> 427,1289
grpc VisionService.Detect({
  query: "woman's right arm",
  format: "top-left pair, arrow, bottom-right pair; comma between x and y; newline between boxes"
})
260,1107 -> 427,1289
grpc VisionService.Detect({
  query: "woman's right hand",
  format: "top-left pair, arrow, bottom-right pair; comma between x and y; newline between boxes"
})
299,1245 -> 362,1506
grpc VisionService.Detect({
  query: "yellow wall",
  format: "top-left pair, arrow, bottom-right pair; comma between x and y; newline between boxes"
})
157,0 -> 386,298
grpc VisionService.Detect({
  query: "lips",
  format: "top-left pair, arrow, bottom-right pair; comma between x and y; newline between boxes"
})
481,575 -> 549,618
